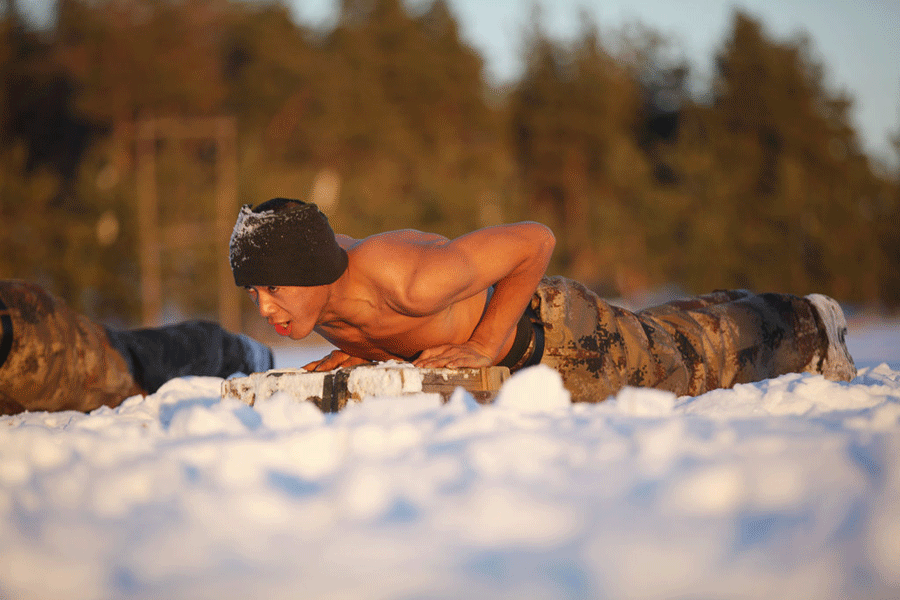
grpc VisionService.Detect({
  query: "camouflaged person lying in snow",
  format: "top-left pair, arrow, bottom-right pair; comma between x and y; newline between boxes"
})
0,280 -> 273,415
230,197 -> 857,404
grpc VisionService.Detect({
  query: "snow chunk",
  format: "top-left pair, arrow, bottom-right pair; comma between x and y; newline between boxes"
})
261,369 -> 329,402
436,485 -> 582,547
445,386 -> 480,413
494,364 -> 570,412
613,386 -> 676,416
255,391 -> 326,429
347,361 -> 423,400
165,398 -> 255,437
668,464 -> 746,514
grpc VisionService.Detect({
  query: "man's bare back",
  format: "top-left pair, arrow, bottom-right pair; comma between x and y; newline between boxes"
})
240,220 -> 555,372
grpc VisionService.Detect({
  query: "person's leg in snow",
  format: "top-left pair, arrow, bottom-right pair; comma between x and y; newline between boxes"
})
532,276 -> 856,403
0,280 -> 142,414
105,321 -> 273,396
0,280 -> 273,415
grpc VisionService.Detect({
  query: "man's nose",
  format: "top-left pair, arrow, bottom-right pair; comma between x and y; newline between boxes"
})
256,293 -> 276,317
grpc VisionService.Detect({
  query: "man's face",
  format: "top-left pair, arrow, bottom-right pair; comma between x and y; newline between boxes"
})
244,285 -> 327,340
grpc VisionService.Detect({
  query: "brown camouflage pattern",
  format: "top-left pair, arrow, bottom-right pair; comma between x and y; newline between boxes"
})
0,281 -> 144,415
533,276 -> 827,403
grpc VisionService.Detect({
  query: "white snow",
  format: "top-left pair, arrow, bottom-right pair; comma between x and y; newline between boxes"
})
1,320 -> 899,600
347,360 -> 424,398
222,367 -> 330,406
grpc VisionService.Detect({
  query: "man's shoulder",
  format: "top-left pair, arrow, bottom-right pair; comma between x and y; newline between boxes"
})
343,230 -> 447,295
349,229 -> 448,254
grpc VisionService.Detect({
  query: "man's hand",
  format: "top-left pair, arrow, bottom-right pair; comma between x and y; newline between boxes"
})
303,350 -> 373,372
413,344 -> 494,370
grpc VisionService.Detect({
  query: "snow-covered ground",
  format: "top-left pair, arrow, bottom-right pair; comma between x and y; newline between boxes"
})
1,318 -> 899,600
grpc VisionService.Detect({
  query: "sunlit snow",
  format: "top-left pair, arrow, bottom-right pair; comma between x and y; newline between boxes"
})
1,319 -> 898,599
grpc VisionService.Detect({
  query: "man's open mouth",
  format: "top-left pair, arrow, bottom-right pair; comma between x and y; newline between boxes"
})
273,321 -> 292,336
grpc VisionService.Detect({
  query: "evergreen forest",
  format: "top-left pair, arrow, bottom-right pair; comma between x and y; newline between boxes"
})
2,0 -> 898,328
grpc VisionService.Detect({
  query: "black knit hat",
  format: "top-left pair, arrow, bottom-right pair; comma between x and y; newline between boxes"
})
229,198 -> 348,287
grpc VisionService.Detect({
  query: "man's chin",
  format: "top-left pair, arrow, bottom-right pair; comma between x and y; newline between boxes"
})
288,324 -> 314,340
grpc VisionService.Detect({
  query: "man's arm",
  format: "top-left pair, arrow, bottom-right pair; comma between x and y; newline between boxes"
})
378,222 -> 555,368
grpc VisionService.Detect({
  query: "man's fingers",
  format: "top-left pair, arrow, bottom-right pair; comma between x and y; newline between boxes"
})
414,346 -> 450,362
309,346 -> 489,371
413,347 -> 454,368
414,358 -> 451,369
302,358 -> 323,371
303,350 -> 346,372
342,356 -> 374,368
304,359 -> 333,372
304,351 -> 374,371
413,346 -> 492,370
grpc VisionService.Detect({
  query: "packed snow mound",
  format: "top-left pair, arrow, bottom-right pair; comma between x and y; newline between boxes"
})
2,362 -> 900,600
493,363 -> 570,411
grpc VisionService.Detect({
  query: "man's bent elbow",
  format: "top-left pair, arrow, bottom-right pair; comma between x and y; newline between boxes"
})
540,223 -> 556,252
524,222 -> 556,261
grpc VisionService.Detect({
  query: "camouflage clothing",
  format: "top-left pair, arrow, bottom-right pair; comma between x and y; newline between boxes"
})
531,276 -> 833,403
0,280 -> 273,415
0,280 -> 141,414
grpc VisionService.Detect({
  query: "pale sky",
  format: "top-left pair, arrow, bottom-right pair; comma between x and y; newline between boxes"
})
290,0 -> 900,172
19,0 -> 900,170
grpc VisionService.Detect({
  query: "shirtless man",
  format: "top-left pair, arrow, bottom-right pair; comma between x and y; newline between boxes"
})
230,198 -> 856,402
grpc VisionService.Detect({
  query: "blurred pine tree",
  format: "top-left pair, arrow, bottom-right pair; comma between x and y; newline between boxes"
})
1,2 -> 896,325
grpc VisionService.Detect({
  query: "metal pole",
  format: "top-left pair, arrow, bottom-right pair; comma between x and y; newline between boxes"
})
136,118 -> 162,327
216,117 -> 241,332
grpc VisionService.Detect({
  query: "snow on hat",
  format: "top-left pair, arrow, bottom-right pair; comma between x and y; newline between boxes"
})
229,198 -> 348,287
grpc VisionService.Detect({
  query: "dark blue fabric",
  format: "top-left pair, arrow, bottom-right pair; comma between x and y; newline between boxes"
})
105,321 -> 273,394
